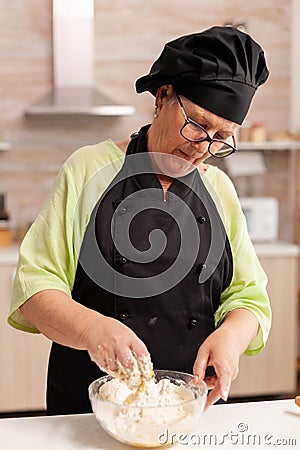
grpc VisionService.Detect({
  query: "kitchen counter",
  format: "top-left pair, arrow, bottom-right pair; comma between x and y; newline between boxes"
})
254,241 -> 300,257
0,241 -> 299,266
0,399 -> 299,450
0,244 -> 19,265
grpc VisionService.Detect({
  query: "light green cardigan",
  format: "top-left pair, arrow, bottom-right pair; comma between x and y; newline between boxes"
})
8,139 -> 271,355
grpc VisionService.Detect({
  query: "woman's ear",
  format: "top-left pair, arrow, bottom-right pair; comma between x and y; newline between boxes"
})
155,85 -> 174,108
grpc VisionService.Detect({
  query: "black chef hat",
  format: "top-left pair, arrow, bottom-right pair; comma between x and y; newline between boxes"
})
135,26 -> 269,125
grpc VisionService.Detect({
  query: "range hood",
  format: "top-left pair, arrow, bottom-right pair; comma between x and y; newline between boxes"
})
25,0 -> 135,117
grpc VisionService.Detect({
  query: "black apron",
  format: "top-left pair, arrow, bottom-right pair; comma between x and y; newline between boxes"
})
47,125 -> 233,415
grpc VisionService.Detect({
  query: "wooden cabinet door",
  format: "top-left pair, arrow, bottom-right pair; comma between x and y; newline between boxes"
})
230,256 -> 299,397
0,265 -> 51,412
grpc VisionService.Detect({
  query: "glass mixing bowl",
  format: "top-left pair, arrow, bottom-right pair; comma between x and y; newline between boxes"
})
88,369 -> 207,448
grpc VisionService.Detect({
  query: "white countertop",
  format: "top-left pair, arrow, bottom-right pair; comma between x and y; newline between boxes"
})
0,245 -> 19,265
254,241 -> 300,257
0,399 -> 299,450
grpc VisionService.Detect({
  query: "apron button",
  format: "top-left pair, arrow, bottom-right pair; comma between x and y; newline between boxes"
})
188,318 -> 198,329
197,216 -> 206,224
198,262 -> 206,272
119,256 -> 127,264
118,313 -> 128,321
119,207 -> 127,215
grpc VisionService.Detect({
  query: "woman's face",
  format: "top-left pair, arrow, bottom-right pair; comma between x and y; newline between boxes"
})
147,85 -> 239,178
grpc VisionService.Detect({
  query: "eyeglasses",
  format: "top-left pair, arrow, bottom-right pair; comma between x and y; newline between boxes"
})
176,93 -> 237,158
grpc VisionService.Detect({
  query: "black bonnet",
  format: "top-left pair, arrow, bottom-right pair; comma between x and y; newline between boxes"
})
135,26 -> 269,124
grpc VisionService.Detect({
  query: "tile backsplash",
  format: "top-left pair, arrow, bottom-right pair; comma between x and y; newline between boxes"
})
0,0 -> 292,238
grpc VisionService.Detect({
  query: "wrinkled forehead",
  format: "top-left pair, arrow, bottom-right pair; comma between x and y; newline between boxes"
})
181,95 -> 239,133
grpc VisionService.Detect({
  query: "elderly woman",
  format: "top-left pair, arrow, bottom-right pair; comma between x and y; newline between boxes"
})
8,26 -> 271,415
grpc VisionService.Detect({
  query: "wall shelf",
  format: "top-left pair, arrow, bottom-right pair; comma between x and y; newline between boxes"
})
238,140 -> 300,151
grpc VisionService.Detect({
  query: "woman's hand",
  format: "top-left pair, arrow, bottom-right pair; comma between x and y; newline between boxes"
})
20,289 -> 150,375
81,314 -> 150,374
193,308 -> 259,407
193,327 -> 240,407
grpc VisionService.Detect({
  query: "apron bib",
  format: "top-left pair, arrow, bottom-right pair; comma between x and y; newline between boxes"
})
47,125 -> 233,414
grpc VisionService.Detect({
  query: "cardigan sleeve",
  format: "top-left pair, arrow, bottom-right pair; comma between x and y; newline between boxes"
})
203,166 -> 272,355
8,141 -> 124,333
8,162 -> 79,332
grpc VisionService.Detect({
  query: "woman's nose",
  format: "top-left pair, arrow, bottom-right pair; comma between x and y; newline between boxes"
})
190,139 -> 210,153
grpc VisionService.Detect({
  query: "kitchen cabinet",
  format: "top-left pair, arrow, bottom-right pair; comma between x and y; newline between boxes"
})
230,242 -> 299,398
0,247 -> 51,412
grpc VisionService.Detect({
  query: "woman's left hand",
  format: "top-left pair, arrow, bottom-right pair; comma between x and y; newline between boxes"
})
193,308 -> 259,407
193,327 -> 240,407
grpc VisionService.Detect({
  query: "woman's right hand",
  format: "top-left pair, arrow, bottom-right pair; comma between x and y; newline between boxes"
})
81,313 -> 150,374
20,290 -> 150,376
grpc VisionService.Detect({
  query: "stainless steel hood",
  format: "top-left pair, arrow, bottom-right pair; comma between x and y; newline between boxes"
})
25,0 -> 135,117
26,87 -> 135,116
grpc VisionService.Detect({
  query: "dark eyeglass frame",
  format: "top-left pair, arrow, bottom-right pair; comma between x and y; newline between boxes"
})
175,93 -> 238,158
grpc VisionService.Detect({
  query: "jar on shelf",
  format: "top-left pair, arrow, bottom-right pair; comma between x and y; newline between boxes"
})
237,122 -> 251,142
0,193 -> 12,246
249,121 -> 267,143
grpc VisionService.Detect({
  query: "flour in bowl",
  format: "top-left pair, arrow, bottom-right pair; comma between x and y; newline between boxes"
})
90,371 -> 206,447
98,376 -> 194,406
